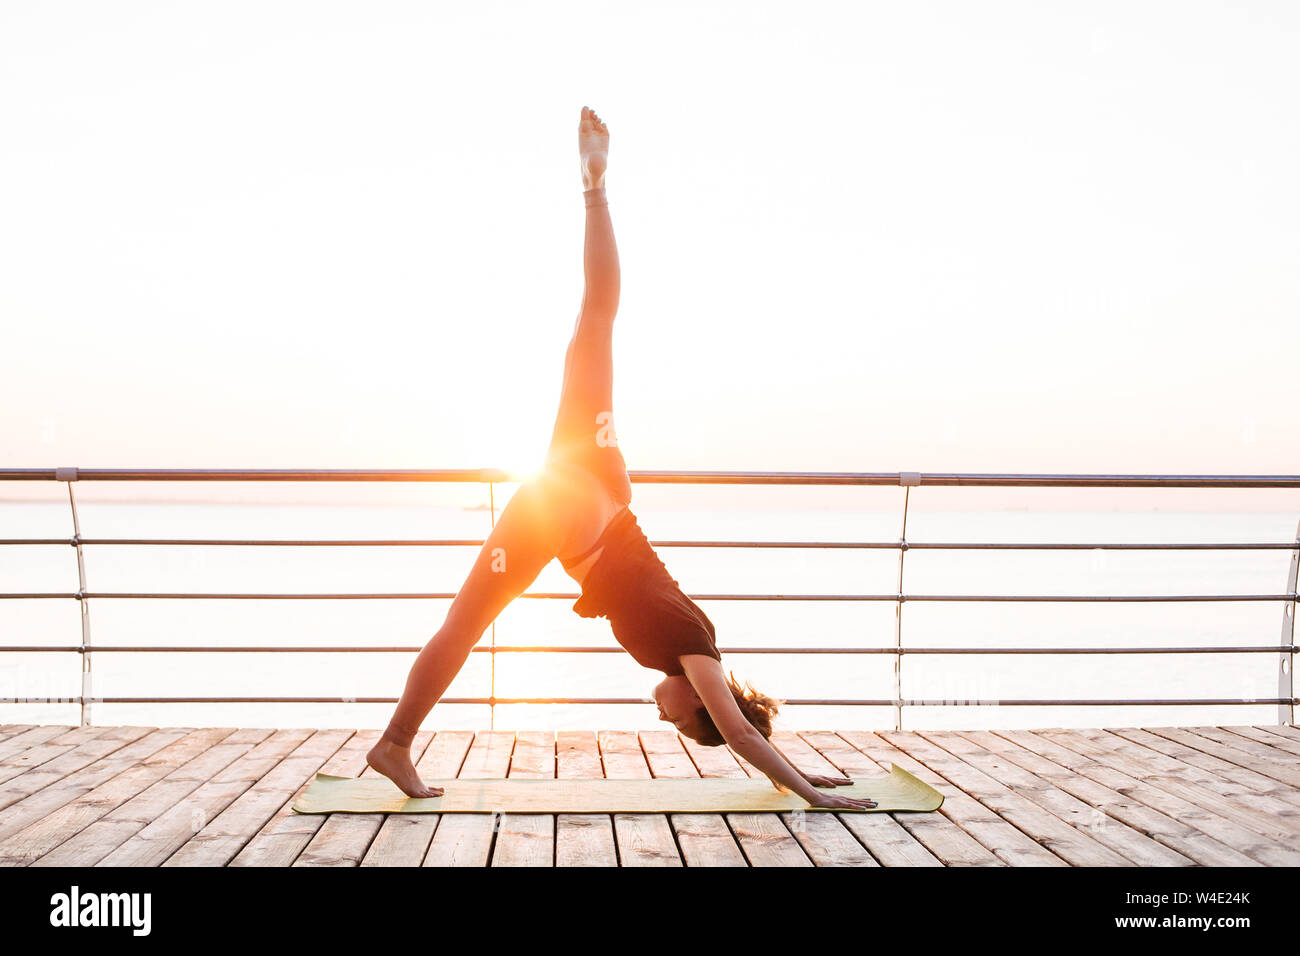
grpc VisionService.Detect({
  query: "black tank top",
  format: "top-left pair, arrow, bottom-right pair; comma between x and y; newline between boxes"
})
569,507 -> 721,676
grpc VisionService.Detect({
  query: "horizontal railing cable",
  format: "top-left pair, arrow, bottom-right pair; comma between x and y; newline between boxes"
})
2,590 -> 1294,602
4,696 -> 1292,707
3,537 -> 1299,550
1,644 -> 1292,655
3,467 -> 1300,487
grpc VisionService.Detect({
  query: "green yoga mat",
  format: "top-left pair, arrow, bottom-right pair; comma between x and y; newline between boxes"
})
292,762 -> 943,814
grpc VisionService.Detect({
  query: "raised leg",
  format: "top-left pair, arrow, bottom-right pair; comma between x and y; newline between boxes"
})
367,474 -> 573,797
544,107 -> 632,505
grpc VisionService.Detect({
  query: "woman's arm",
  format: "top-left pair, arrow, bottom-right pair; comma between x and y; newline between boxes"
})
679,656 -> 876,809
769,740 -> 854,789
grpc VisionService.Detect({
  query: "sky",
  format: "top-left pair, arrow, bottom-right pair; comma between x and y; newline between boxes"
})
1,1 -> 1297,512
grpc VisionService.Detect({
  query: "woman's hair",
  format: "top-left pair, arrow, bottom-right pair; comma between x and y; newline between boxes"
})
691,672 -> 782,747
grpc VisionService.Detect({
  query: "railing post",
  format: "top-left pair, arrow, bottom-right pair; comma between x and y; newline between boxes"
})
895,472 -> 921,731
56,468 -> 92,727
1281,517 -> 1298,726
488,480 -> 497,732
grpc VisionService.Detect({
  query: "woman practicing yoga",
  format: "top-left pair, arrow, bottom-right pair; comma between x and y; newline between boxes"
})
366,108 -> 876,810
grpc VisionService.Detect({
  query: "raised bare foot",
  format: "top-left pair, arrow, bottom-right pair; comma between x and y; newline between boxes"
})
366,738 -> 443,799
579,106 -> 608,190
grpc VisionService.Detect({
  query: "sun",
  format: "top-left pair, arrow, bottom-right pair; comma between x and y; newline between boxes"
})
503,460 -> 544,484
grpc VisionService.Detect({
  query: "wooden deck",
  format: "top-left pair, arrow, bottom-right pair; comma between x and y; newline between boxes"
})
0,723 -> 1298,866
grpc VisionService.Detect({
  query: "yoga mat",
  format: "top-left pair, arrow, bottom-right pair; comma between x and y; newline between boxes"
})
292,762 -> 943,814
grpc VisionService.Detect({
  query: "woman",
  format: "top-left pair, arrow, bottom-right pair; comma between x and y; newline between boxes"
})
366,108 -> 876,811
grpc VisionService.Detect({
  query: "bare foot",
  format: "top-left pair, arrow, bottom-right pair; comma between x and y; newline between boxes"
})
366,739 -> 443,798
579,106 -> 608,190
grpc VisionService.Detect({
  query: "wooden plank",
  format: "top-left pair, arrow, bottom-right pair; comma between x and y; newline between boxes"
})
1153,726 -> 1300,786
36,727 -> 106,744
880,730 -> 1130,866
930,731 -> 1193,866
598,730 -> 681,867
16,722 -> 1291,869
1107,728 -> 1300,811
681,736 -> 811,867
232,729 -> 379,866
1258,724 -> 1300,743
767,732 -> 884,867
360,731 -> 476,867
163,729 -> 356,866
291,731 -> 420,867
1034,729 -> 1300,866
290,731 -> 410,865
1109,728 -> 1300,809
640,730 -> 745,867
0,725 -> 37,743
0,726 -> 41,758
0,728 -> 182,842
491,730 -> 555,867
97,728 -> 316,866
800,731 -> 999,866
0,726 -> 110,784
0,726 -> 154,817
422,731 -> 515,867
679,737 -> 750,779
0,728 -> 236,865
741,733 -> 920,867
233,730 -> 371,866
0,725 -> 75,762
1218,726 -> 1300,757
837,730 -> 1064,867
1076,728 -> 1300,837
989,729 -> 1260,867
718,798 -> 812,866
674,736 -> 769,865
555,731 -> 618,867
639,731 -> 699,777
33,729 -> 272,867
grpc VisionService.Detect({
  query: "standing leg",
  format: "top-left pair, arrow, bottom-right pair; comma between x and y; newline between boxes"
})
366,473 -> 574,796
544,107 -> 632,505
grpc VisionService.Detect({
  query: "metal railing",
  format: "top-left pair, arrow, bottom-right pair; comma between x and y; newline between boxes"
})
1,467 -> 1296,730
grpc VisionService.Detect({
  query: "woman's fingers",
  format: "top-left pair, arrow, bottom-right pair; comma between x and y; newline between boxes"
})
807,792 -> 877,810
810,774 -> 855,788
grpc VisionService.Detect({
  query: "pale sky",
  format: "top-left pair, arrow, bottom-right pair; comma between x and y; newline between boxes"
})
2,1 -> 1297,510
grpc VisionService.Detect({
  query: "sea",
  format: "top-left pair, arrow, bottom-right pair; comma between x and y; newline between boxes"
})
1,480 -> 1295,733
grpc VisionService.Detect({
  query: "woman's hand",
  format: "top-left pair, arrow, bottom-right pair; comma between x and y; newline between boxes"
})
806,790 -> 878,811
763,772 -> 875,809
804,773 -> 854,789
